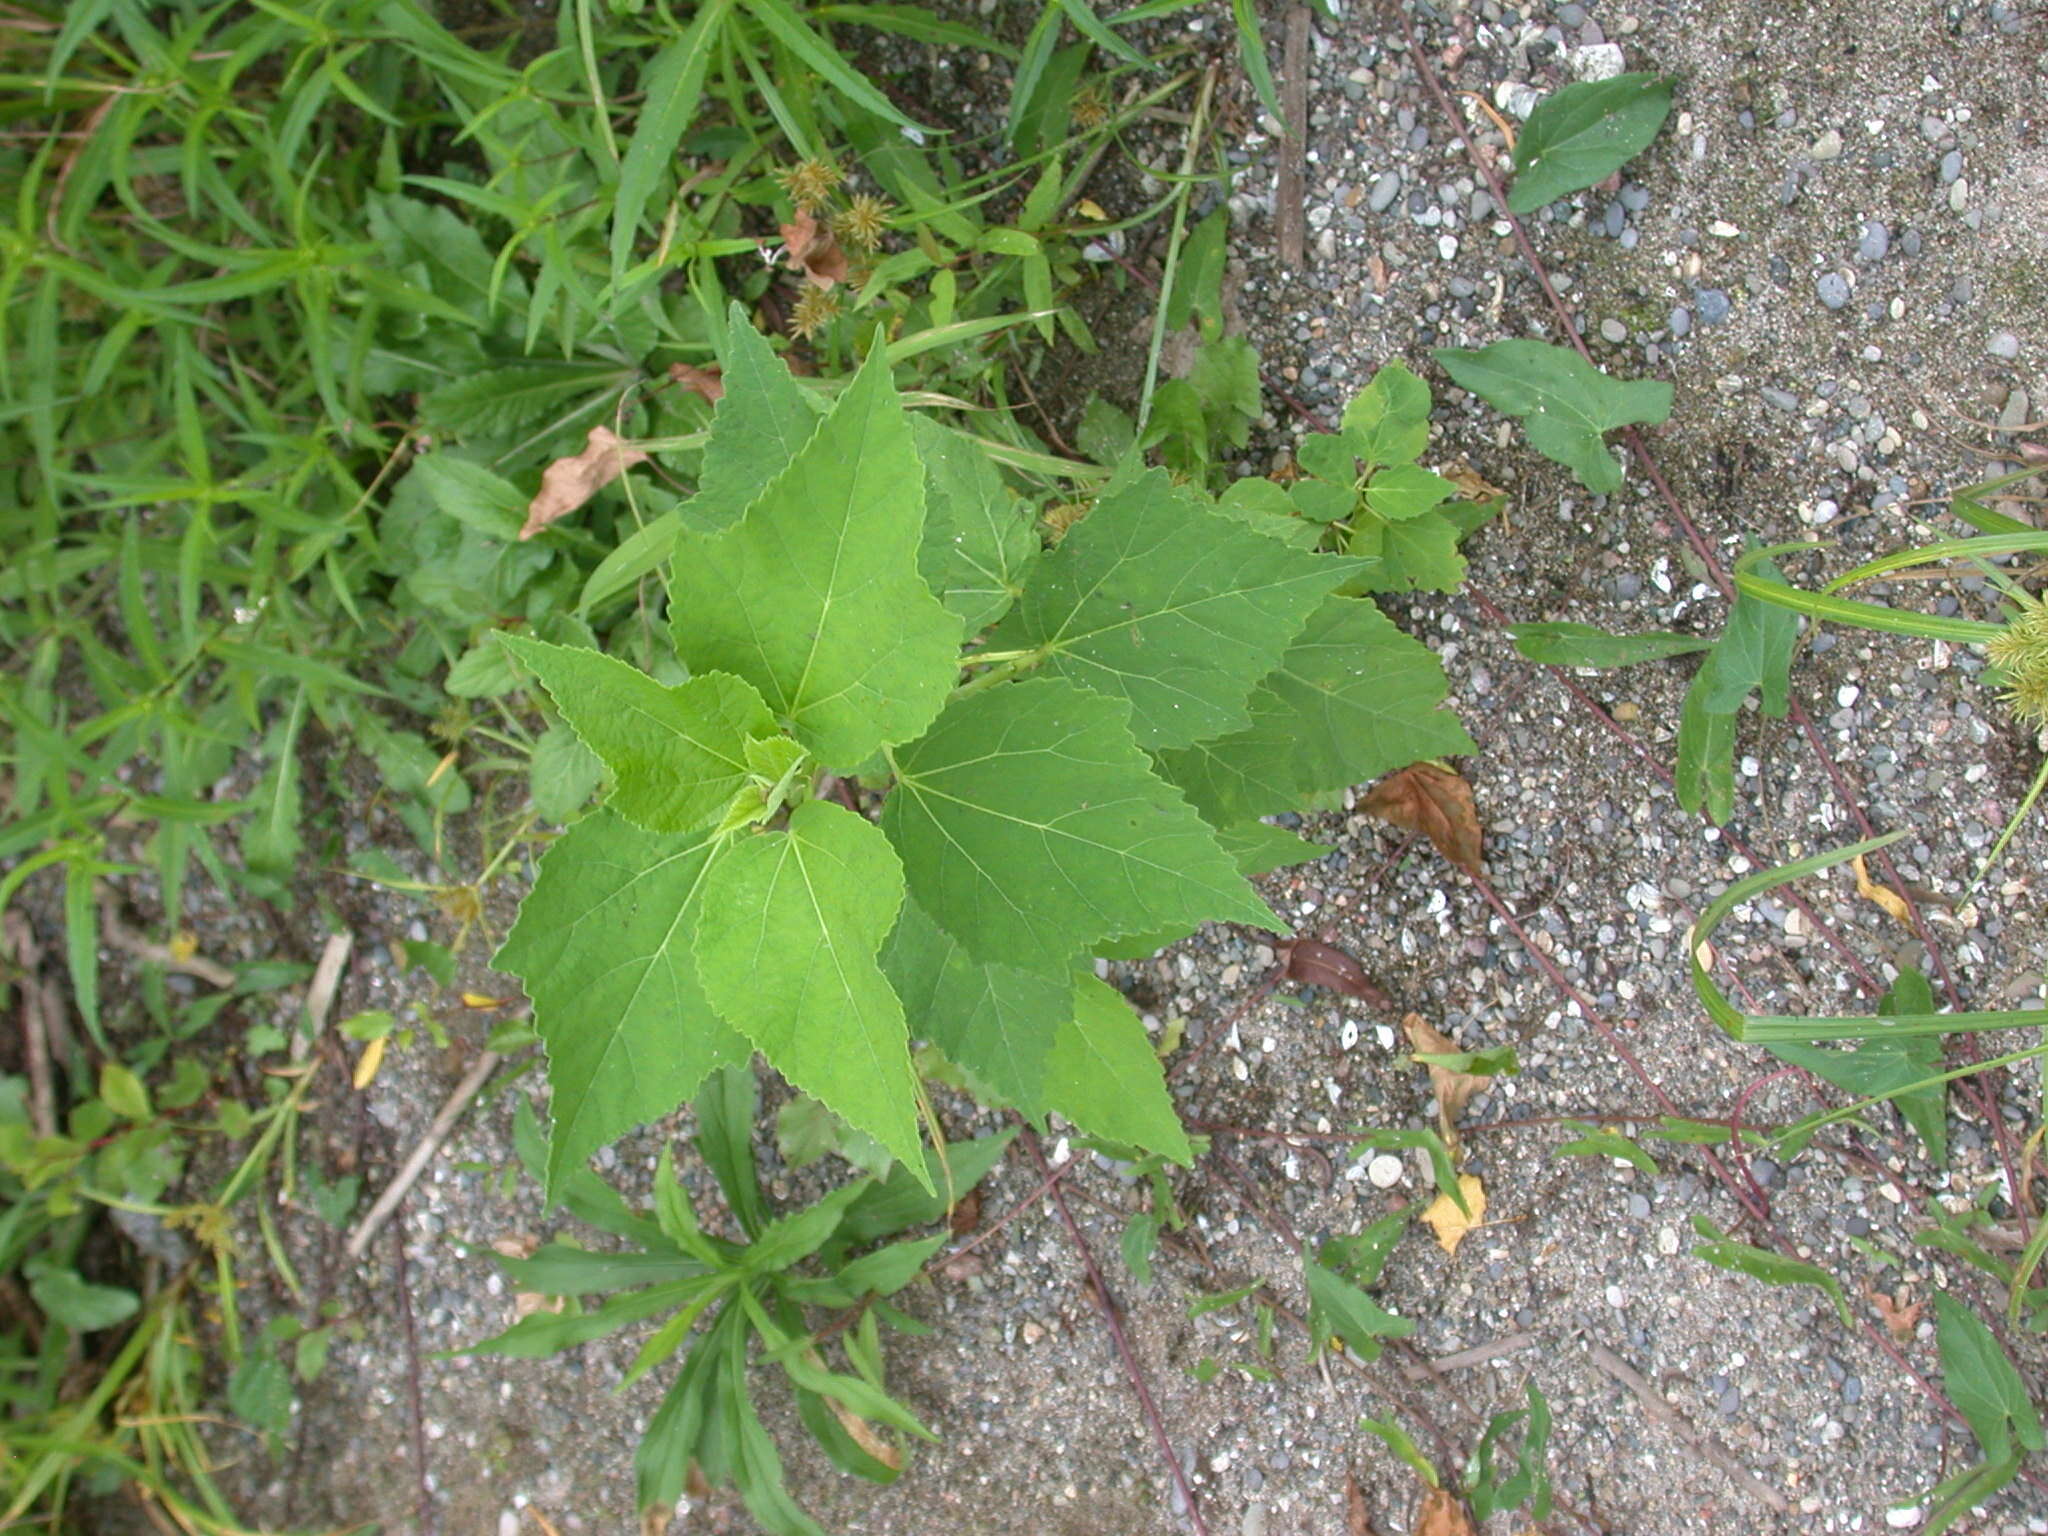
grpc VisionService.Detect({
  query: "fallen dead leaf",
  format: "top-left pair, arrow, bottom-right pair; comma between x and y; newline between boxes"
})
1414,1486 -> 1479,1536
1866,1284 -> 1925,1343
520,425 -> 649,540
351,1034 -> 386,1091
1403,1013 -> 1485,1152
1851,853 -> 1912,926
1284,937 -> 1394,1012
668,362 -> 724,403
1369,253 -> 1392,295
1360,763 -> 1483,877
1441,459 -> 1508,504
1421,1174 -> 1486,1255
779,208 -> 848,289
1345,1470 -> 1379,1536
947,1186 -> 982,1238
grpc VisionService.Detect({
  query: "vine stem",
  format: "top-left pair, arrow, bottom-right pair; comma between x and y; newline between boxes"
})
1014,1121 -> 1212,1536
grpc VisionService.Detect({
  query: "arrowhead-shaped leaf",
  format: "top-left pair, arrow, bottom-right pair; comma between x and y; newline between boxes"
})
912,416 -> 1039,634
1042,974 -> 1192,1162
693,800 -> 925,1180
988,469 -> 1363,748
500,634 -> 774,834
668,341 -> 960,770
494,811 -> 750,1197
1509,73 -> 1675,214
880,678 -> 1283,974
1434,340 -> 1672,493
688,306 -> 826,533
881,895 -> 1069,1108
1157,597 -> 1476,823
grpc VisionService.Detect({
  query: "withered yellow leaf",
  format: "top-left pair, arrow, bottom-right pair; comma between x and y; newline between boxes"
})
1422,1175 -> 1485,1254
1851,854 -> 1912,925
351,1034 -> 387,1090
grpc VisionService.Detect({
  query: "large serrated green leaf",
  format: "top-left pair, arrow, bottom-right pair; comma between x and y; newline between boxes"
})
688,308 -> 826,533
1157,597 -> 1475,822
911,415 -> 1039,633
668,342 -> 959,769
1509,73 -> 1674,213
881,678 -> 1282,973
987,469 -> 1362,748
693,801 -> 925,1181
881,895 -> 1069,1108
494,812 -> 750,1196
1434,340 -> 1672,493
501,635 -> 773,835
1043,974 -> 1192,1162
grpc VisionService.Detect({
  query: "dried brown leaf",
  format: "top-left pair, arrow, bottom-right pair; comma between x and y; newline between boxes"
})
1866,1285 -> 1925,1343
1360,764 -> 1483,877
1284,937 -> 1393,1012
947,1187 -> 982,1238
668,362 -> 725,403
1403,1013 -> 1485,1137
1851,853 -> 1912,926
1414,1486 -> 1479,1536
1441,459 -> 1508,503
779,209 -> 849,289
521,425 -> 649,540
1345,1470 -> 1380,1536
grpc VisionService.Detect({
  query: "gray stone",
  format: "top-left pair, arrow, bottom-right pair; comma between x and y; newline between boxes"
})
1762,385 -> 1800,411
1599,318 -> 1627,342
1367,170 -> 1401,213
1999,388 -> 2030,431
1856,220 -> 1889,261
1668,306 -> 1692,337
1694,288 -> 1731,325
1901,228 -> 1922,257
1939,149 -> 1963,183
1988,329 -> 2021,360
1810,129 -> 1844,160
1603,200 -> 1626,238
1816,272 -> 1851,310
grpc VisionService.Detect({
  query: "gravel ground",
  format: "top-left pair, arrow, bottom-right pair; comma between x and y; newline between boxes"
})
87,1 -> 2048,1533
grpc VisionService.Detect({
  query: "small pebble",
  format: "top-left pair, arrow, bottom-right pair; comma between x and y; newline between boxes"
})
1599,317 -> 1627,343
1694,288 -> 1731,325
1816,273 -> 1851,310
1856,220 -> 1889,262
1948,177 -> 1969,214
1999,389 -> 2030,432
1368,171 -> 1401,213
1668,306 -> 1692,337
1988,329 -> 2021,361
1810,129 -> 1844,160
1366,1154 -> 1404,1188
1938,149 -> 1963,183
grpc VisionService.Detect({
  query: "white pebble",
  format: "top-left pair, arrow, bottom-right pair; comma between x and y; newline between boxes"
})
1367,1154 -> 1404,1188
1838,684 -> 1860,707
1884,1508 -> 1924,1530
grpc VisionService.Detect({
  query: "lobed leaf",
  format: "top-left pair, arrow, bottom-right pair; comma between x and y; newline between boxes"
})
881,678 -> 1282,975
1157,597 -> 1475,824
1434,340 -> 1671,493
693,801 -> 925,1180
494,812 -> 750,1197
501,635 -> 775,835
989,468 -> 1362,748
669,341 -> 959,770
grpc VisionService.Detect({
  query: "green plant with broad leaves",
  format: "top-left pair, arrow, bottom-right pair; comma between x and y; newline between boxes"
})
493,310 -> 1477,1193
465,1079 -> 1011,1534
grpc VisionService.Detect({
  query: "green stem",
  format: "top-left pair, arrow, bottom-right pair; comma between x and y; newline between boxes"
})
1136,66 -> 1217,434
1968,746 -> 2048,897
950,653 -> 1040,700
